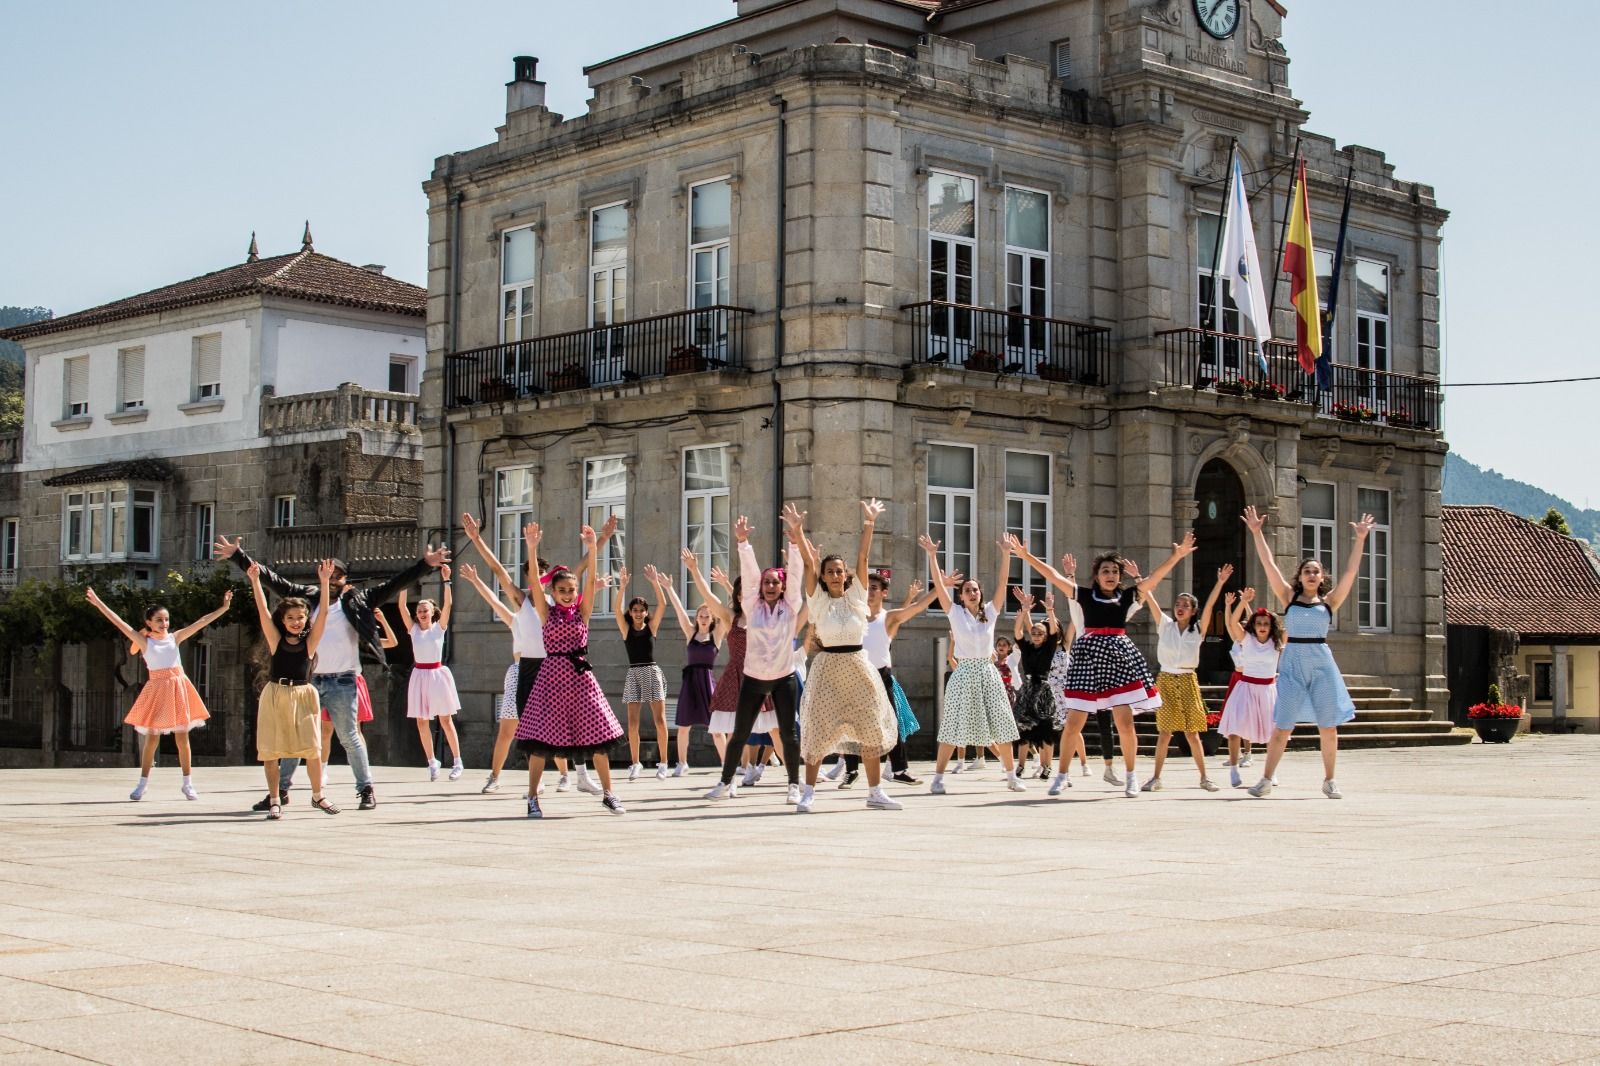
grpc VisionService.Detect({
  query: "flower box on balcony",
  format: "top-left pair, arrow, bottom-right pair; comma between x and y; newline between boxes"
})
1214,380 -> 1248,397
965,350 -> 999,373
1332,402 -> 1378,423
477,379 -> 514,402
667,347 -> 706,376
1038,363 -> 1071,383
548,364 -> 589,393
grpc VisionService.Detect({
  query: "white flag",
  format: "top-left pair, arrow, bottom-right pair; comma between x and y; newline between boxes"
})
1219,152 -> 1271,375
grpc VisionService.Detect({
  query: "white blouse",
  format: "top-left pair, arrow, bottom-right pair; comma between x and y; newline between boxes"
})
1155,614 -> 1205,673
807,582 -> 869,647
1230,635 -> 1282,679
948,605 -> 998,660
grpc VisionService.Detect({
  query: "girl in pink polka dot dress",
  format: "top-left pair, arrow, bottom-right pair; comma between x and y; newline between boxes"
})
514,523 -> 625,818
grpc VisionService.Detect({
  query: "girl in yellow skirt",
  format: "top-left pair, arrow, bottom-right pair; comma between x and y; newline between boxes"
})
247,559 -> 337,819
1137,563 -> 1231,793
86,587 -> 233,802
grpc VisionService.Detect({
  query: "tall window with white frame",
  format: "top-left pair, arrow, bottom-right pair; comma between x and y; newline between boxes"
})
1356,487 -> 1391,632
117,346 -> 145,412
1,516 -> 19,587
387,356 -> 416,395
926,444 -> 976,595
584,457 -> 627,616
681,445 -> 729,608
61,485 -> 160,563
928,172 -> 977,364
1300,482 -> 1337,629
1003,186 -> 1050,367
501,226 -> 536,343
494,466 -> 537,588
194,503 -> 215,561
192,334 -> 222,401
689,178 -> 731,360
1196,212 -> 1243,377
589,203 -> 628,385
1354,259 -> 1391,411
1004,451 -> 1050,611
63,356 -> 89,419
274,495 -> 296,529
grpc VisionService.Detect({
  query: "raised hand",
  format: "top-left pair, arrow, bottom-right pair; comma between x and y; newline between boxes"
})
1061,553 -> 1077,578
220,590 -> 234,609
917,533 -> 939,555
1242,505 -> 1265,532
1174,531 -> 1197,556
1122,559 -> 1143,580
943,571 -> 963,589
598,513 -> 619,543
1215,563 -> 1234,586
580,525 -> 597,549
424,543 -> 452,568
440,564 -> 452,582
1043,589 -> 1057,614
85,586 -> 102,606
1013,587 -> 1034,611
734,515 -> 753,544
642,564 -> 661,586
680,547 -> 698,569
523,522 -> 543,551
907,578 -> 925,598
1226,591 -> 1239,608
996,537 -> 1012,557
1352,512 -> 1376,538
461,513 -> 482,540
212,534 -> 244,560
247,561 -> 264,580
860,498 -> 885,525
617,565 -> 630,589
709,564 -> 731,591
1241,586 -> 1257,605
460,562 -> 480,583
317,558 -> 337,583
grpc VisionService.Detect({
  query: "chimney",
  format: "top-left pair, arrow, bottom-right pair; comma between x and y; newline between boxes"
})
360,264 -> 386,275
507,55 -> 547,116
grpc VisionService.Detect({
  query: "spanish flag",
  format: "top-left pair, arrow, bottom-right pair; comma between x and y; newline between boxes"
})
1281,158 -> 1321,375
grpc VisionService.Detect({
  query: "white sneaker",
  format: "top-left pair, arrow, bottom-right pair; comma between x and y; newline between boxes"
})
1247,778 -> 1274,798
1199,778 -> 1220,792
786,783 -> 802,805
740,765 -> 758,787
1229,766 -> 1243,788
627,762 -> 642,782
1124,774 -> 1139,798
672,763 -> 686,777
1322,779 -> 1343,799
1240,751 -> 1255,767
866,787 -> 902,810
1141,777 -> 1163,792
753,763 -> 766,783
1102,766 -> 1122,786
449,761 -> 464,781
655,764 -> 668,780
428,758 -> 441,782
948,760 -> 964,775
821,760 -> 844,781
1271,775 -> 1280,786
795,786 -> 815,813
1006,773 -> 1027,793
556,774 -> 572,792
704,782 -> 732,801
482,775 -> 500,794
930,775 -> 947,795
575,772 -> 603,796
1047,773 -> 1068,797
964,757 -> 983,771
180,782 -> 198,801
1079,764 -> 1091,777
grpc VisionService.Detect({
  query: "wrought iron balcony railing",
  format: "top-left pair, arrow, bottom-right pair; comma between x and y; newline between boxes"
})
1157,327 -> 1442,432
901,301 -> 1113,387
445,305 -> 754,409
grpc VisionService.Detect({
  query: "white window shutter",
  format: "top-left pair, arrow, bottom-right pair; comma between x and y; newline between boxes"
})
66,357 -> 88,407
1053,40 -> 1071,79
195,334 -> 222,391
121,347 -> 145,407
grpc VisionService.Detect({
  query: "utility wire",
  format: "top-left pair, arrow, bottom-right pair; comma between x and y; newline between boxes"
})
1443,375 -> 1600,387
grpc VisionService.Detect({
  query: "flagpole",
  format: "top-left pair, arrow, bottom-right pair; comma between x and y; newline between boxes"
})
1208,139 -> 1237,332
1319,161 -> 1356,391
1266,136 -> 1302,341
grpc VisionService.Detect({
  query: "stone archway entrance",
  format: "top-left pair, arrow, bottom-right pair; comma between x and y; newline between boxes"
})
1193,458 -> 1246,683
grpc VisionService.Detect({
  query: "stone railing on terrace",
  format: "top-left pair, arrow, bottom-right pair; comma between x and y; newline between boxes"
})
267,522 -> 418,576
0,431 -> 19,466
260,384 -> 419,437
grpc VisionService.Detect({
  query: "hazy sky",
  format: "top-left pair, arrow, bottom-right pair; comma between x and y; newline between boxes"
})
2,1 -> 1591,505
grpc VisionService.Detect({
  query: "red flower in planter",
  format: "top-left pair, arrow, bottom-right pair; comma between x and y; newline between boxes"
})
1467,702 -> 1524,720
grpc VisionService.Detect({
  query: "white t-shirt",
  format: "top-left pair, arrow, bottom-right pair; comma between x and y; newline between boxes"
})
1231,635 -> 1282,679
313,599 -> 360,674
512,594 -> 546,658
948,605 -> 998,660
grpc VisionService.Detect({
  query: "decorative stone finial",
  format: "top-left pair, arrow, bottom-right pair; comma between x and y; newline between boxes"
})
301,221 -> 314,252
246,231 -> 259,262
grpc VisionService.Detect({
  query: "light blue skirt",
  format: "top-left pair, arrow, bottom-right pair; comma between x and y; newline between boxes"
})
1273,643 -> 1356,730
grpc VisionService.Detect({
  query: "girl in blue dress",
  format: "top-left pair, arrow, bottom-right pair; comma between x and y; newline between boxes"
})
1241,504 -> 1377,799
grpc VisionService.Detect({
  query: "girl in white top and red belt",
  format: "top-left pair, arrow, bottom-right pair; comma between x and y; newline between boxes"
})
399,568 -> 464,781
1218,587 -> 1286,789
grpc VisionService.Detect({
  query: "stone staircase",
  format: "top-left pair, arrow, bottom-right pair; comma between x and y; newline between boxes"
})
1078,674 -> 1471,757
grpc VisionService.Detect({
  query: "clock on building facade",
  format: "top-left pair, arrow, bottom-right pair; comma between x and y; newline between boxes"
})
1194,0 -> 1239,40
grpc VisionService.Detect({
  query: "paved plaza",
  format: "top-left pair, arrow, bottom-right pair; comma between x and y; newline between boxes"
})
3,738 -> 1600,1065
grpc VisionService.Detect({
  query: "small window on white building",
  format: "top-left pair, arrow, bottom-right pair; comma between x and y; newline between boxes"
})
194,503 -> 215,561
274,495 -> 297,529
64,356 -> 89,418
388,356 -> 416,394
192,333 -> 222,400
118,347 -> 145,411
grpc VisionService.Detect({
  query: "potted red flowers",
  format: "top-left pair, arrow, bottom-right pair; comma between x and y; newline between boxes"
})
966,349 -> 1000,373
1332,401 -> 1378,423
1468,684 -> 1523,743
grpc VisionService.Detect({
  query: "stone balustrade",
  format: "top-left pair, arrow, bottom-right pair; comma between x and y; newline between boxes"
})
260,384 -> 419,436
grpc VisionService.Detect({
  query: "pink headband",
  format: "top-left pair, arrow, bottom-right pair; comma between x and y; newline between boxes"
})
761,567 -> 786,584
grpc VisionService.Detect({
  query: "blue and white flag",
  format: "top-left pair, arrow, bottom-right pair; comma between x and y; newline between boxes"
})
1219,152 -> 1272,376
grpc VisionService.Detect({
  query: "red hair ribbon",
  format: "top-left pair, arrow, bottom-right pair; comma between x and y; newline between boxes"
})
1253,607 -> 1273,617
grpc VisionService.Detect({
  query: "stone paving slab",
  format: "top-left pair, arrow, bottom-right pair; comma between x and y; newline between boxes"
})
3,737 -> 1600,1064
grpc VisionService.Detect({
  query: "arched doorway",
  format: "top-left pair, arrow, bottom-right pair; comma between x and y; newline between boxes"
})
1193,458 -> 1246,683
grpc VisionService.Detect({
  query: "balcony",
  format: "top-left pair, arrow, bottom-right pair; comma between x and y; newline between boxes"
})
901,301 -> 1113,387
261,383 -> 418,436
0,431 -> 18,466
1157,327 -> 1442,433
445,305 -> 754,409
267,521 -> 418,577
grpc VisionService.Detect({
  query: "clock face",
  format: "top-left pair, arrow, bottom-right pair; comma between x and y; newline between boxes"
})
1194,0 -> 1239,39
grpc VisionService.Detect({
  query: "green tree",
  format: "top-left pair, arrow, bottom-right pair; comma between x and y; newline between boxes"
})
1539,507 -> 1572,536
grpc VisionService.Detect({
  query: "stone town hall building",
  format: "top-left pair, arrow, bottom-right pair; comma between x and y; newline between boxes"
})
422,0 -> 1449,744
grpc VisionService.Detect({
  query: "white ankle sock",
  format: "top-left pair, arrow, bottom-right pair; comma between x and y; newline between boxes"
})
181,774 -> 192,786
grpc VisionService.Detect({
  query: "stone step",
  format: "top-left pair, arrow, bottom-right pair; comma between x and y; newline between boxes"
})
1076,727 -> 1474,758
1198,685 -> 1401,702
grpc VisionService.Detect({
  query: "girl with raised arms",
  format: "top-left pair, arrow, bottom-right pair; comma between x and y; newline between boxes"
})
246,559 -> 337,818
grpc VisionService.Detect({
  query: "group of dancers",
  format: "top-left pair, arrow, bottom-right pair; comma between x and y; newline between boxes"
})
86,495 -> 1378,818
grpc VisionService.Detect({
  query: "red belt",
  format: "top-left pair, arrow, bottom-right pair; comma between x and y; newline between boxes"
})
1223,670 -> 1274,703
414,661 -> 443,670
1083,628 -> 1125,636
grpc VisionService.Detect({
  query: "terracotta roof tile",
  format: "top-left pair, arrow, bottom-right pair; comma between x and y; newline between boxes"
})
1,251 -> 425,343
1441,505 -> 1600,637
42,458 -> 176,487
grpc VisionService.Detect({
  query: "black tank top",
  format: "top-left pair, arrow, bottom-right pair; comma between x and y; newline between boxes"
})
624,624 -> 655,666
269,635 -> 312,682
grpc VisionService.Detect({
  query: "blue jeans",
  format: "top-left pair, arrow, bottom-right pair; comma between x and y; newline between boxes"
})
278,671 -> 372,794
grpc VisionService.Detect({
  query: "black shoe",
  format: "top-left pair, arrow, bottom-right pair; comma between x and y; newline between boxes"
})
891,771 -> 920,785
251,791 -> 288,813
839,770 -> 859,790
357,787 -> 377,810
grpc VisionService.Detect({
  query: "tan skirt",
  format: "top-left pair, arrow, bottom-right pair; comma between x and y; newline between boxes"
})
798,649 -> 897,763
257,682 -> 322,761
